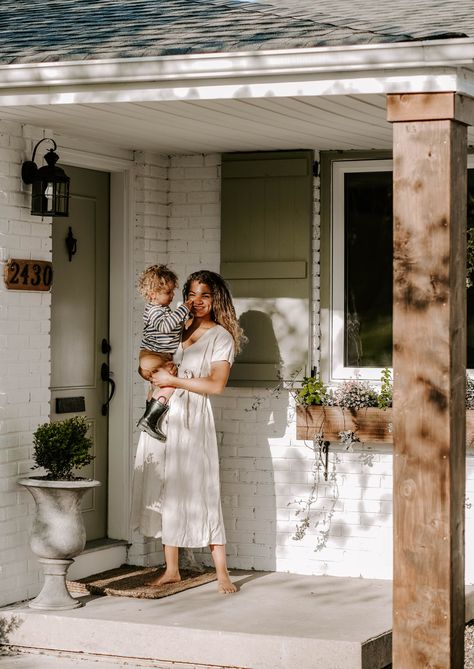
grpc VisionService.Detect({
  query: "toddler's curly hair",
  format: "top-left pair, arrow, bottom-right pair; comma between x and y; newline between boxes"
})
138,264 -> 178,300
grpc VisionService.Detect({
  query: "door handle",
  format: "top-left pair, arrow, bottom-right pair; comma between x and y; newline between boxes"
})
101,362 -> 116,416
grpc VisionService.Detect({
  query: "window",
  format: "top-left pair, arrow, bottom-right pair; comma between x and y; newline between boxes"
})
322,155 -> 474,382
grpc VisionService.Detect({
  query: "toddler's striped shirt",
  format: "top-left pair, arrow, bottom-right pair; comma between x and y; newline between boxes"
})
141,303 -> 190,353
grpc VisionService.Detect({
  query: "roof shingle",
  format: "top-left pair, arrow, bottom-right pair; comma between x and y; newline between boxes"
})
0,0 -> 471,64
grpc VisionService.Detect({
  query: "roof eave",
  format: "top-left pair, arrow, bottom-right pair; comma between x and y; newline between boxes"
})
1,37 -> 474,86
1,38 -> 474,104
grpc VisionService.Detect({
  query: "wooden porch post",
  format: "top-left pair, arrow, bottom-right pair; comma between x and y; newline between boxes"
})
387,93 -> 474,668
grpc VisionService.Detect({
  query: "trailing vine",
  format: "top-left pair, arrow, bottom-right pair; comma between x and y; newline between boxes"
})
290,434 -> 340,550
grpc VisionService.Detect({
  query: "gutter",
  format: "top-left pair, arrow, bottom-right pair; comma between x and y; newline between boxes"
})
0,38 -> 473,89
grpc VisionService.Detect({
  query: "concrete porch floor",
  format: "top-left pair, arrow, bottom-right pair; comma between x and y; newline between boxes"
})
1,571 -> 473,669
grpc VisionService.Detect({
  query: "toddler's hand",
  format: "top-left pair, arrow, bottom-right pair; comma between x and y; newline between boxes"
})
164,362 -> 178,376
184,297 -> 194,311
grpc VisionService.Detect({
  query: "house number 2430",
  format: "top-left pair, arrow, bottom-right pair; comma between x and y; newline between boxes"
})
4,258 -> 53,292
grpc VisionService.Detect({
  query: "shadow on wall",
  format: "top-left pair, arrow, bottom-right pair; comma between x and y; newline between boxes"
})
231,298 -> 309,385
236,309 -> 282,380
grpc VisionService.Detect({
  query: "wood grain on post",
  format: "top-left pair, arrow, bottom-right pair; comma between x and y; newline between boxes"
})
388,92 -> 468,668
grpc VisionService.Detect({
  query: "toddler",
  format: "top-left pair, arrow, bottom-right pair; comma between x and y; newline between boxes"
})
136,264 -> 192,440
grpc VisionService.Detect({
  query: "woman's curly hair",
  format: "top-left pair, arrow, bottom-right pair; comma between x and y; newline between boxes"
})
183,270 -> 246,354
138,264 -> 178,300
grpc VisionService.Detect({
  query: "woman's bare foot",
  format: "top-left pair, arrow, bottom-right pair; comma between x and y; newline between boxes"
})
217,574 -> 237,594
210,544 -> 237,594
149,569 -> 181,587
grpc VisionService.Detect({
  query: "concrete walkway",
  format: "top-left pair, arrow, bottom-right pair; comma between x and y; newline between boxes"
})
0,571 -> 469,669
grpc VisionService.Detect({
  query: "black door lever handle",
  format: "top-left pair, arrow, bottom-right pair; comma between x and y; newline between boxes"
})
101,362 -> 116,416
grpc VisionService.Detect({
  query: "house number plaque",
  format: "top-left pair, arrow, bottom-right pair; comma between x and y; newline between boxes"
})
3,258 -> 53,292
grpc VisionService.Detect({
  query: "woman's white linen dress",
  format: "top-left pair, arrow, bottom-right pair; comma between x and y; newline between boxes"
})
131,324 -> 234,547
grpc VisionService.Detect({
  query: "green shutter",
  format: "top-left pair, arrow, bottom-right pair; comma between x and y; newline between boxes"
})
221,150 -> 313,386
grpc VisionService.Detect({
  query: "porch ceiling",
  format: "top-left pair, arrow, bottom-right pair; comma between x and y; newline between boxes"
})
0,94 -> 398,153
5,92 -> 474,155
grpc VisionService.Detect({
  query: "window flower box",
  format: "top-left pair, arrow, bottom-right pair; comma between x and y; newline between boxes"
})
296,405 -> 474,446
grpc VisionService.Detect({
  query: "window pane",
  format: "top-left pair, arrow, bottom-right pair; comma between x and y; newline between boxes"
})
344,171 -> 393,367
344,168 -> 474,369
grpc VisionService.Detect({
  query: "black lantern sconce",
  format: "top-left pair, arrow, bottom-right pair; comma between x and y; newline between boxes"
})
21,138 -> 70,217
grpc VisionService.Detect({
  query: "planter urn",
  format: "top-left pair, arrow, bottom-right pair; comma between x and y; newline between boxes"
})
19,478 -> 101,610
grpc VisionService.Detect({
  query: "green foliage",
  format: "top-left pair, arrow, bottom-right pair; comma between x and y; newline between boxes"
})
32,417 -> 94,480
468,195 -> 474,288
297,370 -> 394,410
468,227 -> 474,288
296,375 -> 328,406
377,367 -> 393,409
466,374 -> 474,410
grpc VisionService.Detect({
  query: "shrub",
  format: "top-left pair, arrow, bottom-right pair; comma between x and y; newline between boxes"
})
32,416 -> 94,480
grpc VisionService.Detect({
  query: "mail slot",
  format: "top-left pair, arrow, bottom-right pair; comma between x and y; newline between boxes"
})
55,396 -> 86,414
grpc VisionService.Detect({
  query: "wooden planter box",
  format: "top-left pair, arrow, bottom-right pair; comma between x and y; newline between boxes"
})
296,405 -> 474,446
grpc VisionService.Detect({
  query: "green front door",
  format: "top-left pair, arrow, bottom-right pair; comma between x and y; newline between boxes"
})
51,165 -> 110,540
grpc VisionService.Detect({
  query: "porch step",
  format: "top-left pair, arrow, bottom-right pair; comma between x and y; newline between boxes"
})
1,572 -> 471,669
67,539 -> 128,581
0,649 -> 223,669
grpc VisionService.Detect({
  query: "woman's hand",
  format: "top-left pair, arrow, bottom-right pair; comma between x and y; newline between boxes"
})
152,361 -> 231,395
152,368 -> 177,388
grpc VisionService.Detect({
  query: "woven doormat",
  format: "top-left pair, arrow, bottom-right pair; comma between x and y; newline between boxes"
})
67,564 -> 217,599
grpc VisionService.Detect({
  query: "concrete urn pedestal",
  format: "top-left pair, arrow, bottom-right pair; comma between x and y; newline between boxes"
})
19,478 -> 101,610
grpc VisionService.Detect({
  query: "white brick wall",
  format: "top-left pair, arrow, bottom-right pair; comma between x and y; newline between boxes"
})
167,153 -> 221,280
205,388 -> 394,578
0,122 -> 53,605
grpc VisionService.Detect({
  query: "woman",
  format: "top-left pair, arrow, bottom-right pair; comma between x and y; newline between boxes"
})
132,270 -> 245,594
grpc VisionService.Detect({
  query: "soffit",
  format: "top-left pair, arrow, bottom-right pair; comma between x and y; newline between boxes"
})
3,93 -> 474,154
0,94 -> 400,153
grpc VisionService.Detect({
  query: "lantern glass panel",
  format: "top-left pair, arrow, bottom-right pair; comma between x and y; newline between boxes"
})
53,181 -> 69,217
31,178 -> 70,217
